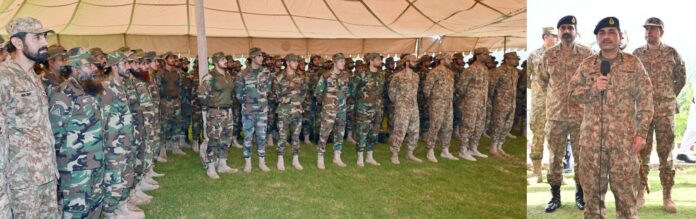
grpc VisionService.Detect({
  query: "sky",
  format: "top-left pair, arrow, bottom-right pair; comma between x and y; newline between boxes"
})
528,0 -> 694,84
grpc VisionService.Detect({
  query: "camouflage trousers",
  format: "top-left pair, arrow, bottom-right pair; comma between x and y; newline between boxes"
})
183,103 -> 204,142
639,115 -> 675,181
0,176 -> 9,219
579,145 -> 639,219
317,109 -> 346,156
10,180 -> 59,219
132,118 -> 147,186
277,111 -> 302,156
355,109 -> 383,152
484,97 -> 494,136
160,98 -> 183,141
242,111 -> 268,158
205,108 -> 234,164
302,101 -> 320,142
267,102 -> 278,140
546,120 -> 581,186
491,102 -> 516,144
120,131 -> 139,202
529,85 -> 547,161
102,135 -> 129,213
426,100 -> 453,150
390,106 -> 419,153
453,98 -> 462,132
458,99 -> 486,151
152,104 -> 163,160
58,168 -> 104,219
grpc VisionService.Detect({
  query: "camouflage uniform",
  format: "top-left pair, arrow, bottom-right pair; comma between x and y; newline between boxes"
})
315,65 -> 351,155
490,61 -> 519,144
157,64 -> 185,143
148,70 -> 163,161
0,58 -> 59,218
417,64 -> 430,137
450,59 -> 465,135
303,61 -> 323,142
100,75 -> 135,214
234,55 -> 272,159
423,63 -> 454,150
353,62 -> 386,152
457,61 -> 489,153
528,46 -> 549,162
570,51 -> 653,219
199,68 -> 236,164
48,76 -> 105,218
131,77 -> 155,183
389,63 -> 420,153
273,69 -> 306,156
184,69 -> 204,144
121,75 -> 142,199
539,43 -> 593,186
633,42 -> 685,197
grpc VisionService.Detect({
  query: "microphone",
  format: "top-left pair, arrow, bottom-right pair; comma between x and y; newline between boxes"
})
600,60 -> 610,76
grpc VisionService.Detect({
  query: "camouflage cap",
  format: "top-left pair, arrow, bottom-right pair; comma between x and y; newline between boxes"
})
161,51 -> 176,59
249,47 -> 263,57
332,52 -> 345,61
128,50 -> 146,61
542,27 -> 558,36
453,52 -> 464,59
504,52 -> 520,60
117,46 -> 130,52
144,51 -> 157,61
643,17 -> 663,29
473,47 -> 491,55
46,45 -> 67,59
89,47 -> 104,56
310,54 -> 322,61
272,55 -> 282,60
107,51 -> 127,66
285,53 -> 300,62
5,17 -> 55,36
68,50 -> 96,67
68,47 -> 88,57
364,52 -> 380,62
225,55 -> 234,61
211,52 -> 226,63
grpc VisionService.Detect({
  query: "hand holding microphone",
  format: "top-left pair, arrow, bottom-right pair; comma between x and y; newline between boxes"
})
596,61 -> 611,92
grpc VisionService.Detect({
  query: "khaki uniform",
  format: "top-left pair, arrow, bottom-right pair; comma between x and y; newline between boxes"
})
389,69 -> 420,153
539,43 -> 593,185
570,52 -> 653,218
423,64 -> 454,150
527,46 -> 548,161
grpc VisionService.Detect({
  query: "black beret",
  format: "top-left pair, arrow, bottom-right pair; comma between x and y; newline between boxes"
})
593,17 -> 620,35
557,15 -> 577,29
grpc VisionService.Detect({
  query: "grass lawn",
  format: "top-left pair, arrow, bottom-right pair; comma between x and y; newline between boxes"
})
527,165 -> 696,218
142,132 -> 526,218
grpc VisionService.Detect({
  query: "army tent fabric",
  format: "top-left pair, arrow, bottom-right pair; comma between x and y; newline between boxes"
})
0,0 -> 526,56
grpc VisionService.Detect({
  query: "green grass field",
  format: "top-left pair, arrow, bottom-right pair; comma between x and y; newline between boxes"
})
142,133 -> 526,218
527,166 -> 696,218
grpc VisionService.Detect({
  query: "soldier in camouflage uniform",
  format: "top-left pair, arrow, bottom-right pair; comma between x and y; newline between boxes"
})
489,52 -> 520,158
1,17 -> 59,218
383,57 -> 397,135
352,53 -> 385,167
539,15 -> 594,212
265,55 -> 284,147
303,55 -> 324,144
156,52 -> 187,156
144,51 -> 166,179
314,53 -> 351,169
99,52 -> 145,218
417,55 -> 432,139
273,54 -> 306,171
47,48 -> 105,218
423,53 -> 459,163
235,47 -> 273,173
345,57 -> 358,145
225,55 -> 244,148
389,54 -> 423,164
183,58 -> 203,152
456,48 -> 492,162
450,53 -> 466,138
571,17 -> 653,219
199,52 -> 240,179
633,17 -> 685,213
527,26 -> 558,183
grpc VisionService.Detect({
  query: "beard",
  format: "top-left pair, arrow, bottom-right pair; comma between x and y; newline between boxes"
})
79,78 -> 104,96
118,69 -> 130,78
24,46 -> 48,63
562,33 -> 574,43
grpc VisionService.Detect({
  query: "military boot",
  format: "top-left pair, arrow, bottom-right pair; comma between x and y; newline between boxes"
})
661,170 -> 677,213
366,151 -> 380,166
545,185 -> 562,212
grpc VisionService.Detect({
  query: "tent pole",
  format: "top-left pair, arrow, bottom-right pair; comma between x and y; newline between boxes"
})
414,38 -> 420,55
503,36 -> 507,53
195,0 -> 208,81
